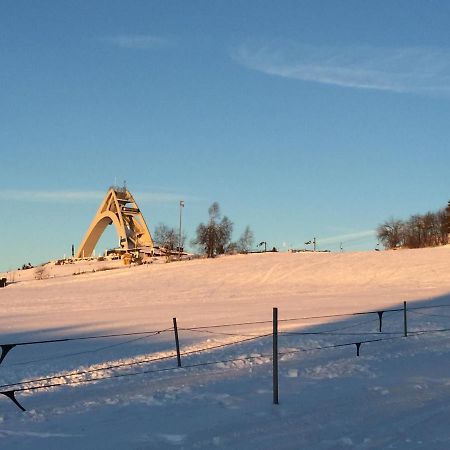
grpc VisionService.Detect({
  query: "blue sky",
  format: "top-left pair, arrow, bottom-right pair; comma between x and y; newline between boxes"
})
2,1 -> 450,270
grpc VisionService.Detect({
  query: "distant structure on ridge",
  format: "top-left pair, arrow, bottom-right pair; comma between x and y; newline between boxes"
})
76,186 -> 154,258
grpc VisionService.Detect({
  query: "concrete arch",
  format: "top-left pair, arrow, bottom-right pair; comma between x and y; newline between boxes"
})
76,187 -> 154,258
76,212 -> 123,258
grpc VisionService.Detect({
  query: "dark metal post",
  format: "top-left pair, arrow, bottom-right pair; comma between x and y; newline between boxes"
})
403,301 -> 408,337
377,311 -> 384,332
173,317 -> 182,367
273,307 -> 279,405
178,201 -> 184,260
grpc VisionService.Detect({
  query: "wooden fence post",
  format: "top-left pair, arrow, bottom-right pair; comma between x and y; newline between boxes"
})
173,317 -> 182,367
273,307 -> 279,405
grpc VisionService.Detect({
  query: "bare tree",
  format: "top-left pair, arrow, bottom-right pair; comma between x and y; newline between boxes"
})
154,223 -> 185,251
377,218 -> 404,249
192,202 -> 233,257
34,265 -> 48,280
216,216 -> 233,255
236,226 -> 254,253
437,208 -> 449,245
154,223 -> 177,250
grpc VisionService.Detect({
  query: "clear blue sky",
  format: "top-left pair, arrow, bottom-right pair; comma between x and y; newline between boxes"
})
2,1 -> 450,271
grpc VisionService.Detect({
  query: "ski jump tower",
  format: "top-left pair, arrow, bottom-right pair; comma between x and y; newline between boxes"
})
76,186 -> 154,258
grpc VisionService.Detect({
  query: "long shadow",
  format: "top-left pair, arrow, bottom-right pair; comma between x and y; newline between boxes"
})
275,291 -> 450,358
0,323 -> 197,406
1,290 -> 450,412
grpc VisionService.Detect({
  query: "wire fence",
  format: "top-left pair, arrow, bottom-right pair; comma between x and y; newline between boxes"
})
1,301 -> 450,411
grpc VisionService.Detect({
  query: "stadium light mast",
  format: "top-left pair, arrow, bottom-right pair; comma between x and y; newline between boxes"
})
179,200 -> 184,259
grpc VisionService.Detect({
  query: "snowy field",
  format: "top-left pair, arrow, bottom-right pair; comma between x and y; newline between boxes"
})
1,247 -> 450,449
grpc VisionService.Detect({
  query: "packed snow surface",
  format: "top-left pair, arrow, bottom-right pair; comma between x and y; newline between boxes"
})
1,247 -> 450,449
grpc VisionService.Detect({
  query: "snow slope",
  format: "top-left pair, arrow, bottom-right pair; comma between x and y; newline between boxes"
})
1,247 -> 450,449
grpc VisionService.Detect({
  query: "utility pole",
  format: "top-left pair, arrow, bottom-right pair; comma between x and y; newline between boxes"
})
179,200 -> 184,259
313,237 -> 316,252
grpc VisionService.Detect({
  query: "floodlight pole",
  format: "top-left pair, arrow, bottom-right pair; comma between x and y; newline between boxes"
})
179,200 -> 184,259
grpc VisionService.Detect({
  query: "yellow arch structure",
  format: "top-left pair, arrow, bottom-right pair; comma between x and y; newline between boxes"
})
76,187 -> 154,258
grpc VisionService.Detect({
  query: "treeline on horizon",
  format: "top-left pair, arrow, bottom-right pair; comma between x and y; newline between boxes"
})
377,205 -> 449,250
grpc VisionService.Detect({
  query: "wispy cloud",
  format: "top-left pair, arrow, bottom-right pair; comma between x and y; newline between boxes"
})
232,40 -> 450,95
101,34 -> 171,50
318,230 -> 376,245
2,190 -> 103,202
1,190 -> 191,204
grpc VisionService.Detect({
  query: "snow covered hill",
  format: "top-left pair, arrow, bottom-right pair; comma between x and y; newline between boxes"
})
1,247 -> 450,449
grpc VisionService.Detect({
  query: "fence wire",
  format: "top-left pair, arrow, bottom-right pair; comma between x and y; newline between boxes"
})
2,301 -> 450,411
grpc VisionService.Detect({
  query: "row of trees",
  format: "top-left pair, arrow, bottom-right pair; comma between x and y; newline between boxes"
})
377,208 -> 449,249
153,202 -> 254,258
